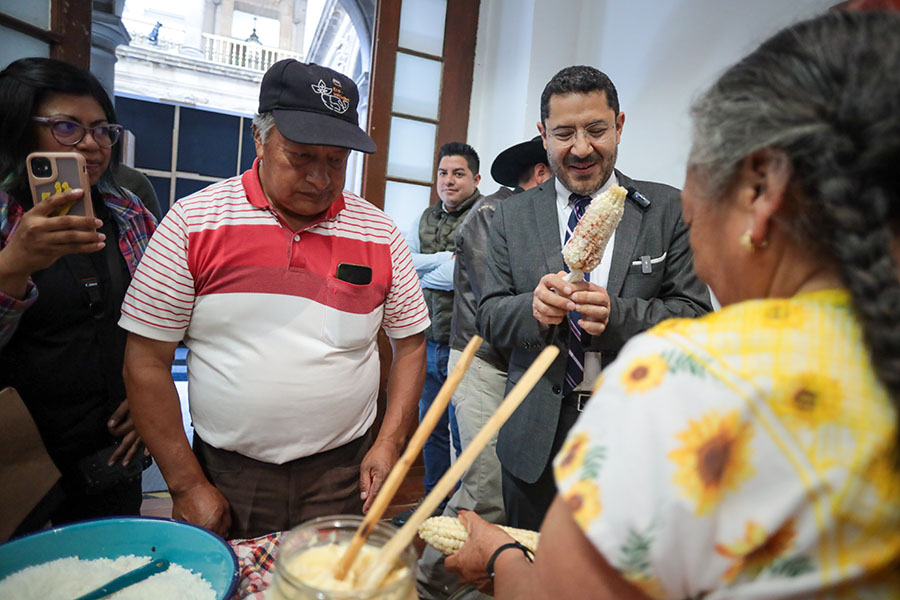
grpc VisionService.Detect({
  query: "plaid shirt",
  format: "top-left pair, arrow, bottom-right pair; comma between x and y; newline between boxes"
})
0,187 -> 157,346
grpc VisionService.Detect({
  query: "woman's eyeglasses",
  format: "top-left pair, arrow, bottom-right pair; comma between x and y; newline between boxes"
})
32,116 -> 124,148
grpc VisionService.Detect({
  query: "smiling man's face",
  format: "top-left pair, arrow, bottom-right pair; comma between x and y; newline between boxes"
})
537,90 -> 624,196
436,155 -> 480,210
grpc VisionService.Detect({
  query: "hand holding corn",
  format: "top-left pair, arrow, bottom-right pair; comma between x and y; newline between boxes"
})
562,185 -> 627,282
419,516 -> 539,555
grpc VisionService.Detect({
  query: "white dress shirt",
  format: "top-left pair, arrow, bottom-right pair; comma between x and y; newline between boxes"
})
554,175 -> 619,390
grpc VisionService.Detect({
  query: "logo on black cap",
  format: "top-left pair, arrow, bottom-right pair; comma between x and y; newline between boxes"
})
311,78 -> 350,115
257,59 -> 376,154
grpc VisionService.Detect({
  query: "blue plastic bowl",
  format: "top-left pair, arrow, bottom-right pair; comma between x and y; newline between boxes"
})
0,516 -> 238,599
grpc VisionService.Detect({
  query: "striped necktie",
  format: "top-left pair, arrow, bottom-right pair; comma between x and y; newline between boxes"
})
564,193 -> 591,395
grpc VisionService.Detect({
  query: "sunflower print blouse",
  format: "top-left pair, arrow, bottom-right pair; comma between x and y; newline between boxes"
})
554,289 -> 900,599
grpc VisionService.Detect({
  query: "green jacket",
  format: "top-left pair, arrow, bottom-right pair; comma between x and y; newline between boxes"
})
418,190 -> 482,343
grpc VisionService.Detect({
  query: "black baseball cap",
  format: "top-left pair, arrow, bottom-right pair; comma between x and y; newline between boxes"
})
490,136 -> 548,187
258,59 -> 376,154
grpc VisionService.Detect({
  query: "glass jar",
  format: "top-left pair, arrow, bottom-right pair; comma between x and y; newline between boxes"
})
267,515 -> 416,600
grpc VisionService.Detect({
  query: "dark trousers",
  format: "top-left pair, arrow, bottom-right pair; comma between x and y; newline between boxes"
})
501,400 -> 580,531
193,428 -> 374,539
14,469 -> 143,537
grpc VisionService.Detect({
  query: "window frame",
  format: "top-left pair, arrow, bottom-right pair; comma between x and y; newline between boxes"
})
0,0 -> 92,68
361,0 -> 480,209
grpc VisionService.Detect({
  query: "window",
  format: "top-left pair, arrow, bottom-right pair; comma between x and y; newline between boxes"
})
362,0 -> 480,236
115,96 -> 256,214
0,0 -> 91,69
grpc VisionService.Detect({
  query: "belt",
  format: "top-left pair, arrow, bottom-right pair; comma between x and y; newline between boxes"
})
562,390 -> 592,412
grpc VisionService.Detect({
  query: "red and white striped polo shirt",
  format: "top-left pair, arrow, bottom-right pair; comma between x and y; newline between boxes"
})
119,160 -> 429,464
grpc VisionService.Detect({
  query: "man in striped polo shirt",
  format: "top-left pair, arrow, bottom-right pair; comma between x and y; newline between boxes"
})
119,60 -> 430,539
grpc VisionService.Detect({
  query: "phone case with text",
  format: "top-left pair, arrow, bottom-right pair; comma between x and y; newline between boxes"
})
26,152 -> 93,218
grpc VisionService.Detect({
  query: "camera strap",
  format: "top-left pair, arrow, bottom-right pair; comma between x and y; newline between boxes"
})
63,235 -> 129,413
78,270 -> 105,320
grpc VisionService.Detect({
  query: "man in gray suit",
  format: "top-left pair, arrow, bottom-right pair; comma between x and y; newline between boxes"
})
477,65 -> 712,530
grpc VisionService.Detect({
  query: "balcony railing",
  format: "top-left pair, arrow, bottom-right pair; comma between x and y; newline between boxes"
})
128,30 -> 181,53
124,18 -> 303,74
200,33 -> 302,72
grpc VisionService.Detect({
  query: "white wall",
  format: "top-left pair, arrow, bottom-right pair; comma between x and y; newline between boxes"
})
468,0 -> 834,192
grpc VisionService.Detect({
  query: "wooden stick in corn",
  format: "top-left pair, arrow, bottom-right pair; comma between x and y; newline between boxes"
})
333,335 -> 483,582
418,516 -> 539,555
562,185 -> 627,282
358,345 -> 560,590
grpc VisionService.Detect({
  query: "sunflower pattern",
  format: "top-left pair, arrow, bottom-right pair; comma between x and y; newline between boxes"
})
555,431 -> 590,482
668,410 -> 755,515
770,373 -> 843,426
553,290 -> 900,598
715,519 -> 800,580
563,479 -> 603,530
620,353 -> 668,393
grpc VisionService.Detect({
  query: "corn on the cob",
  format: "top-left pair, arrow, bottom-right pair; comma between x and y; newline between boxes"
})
562,185 -> 627,281
418,516 -> 540,555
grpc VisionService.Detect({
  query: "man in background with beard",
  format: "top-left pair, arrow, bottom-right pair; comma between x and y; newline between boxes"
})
476,66 -> 712,529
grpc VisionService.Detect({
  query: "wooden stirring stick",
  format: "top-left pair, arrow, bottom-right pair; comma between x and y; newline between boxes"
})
358,345 -> 560,589
333,335 -> 484,581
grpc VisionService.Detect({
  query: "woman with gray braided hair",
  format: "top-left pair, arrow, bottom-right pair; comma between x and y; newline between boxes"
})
446,10 -> 900,600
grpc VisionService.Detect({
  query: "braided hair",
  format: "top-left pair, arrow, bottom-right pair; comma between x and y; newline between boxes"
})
688,11 -> 900,451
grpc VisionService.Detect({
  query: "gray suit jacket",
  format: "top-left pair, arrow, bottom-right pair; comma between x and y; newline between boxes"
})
477,171 -> 712,483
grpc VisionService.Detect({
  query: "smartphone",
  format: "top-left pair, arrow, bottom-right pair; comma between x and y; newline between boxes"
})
336,262 -> 372,285
77,443 -> 152,493
26,152 -> 94,218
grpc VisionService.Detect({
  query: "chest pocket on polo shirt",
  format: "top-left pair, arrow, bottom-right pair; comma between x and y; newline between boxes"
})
321,275 -> 384,349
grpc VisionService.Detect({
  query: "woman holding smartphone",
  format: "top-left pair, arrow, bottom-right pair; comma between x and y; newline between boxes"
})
0,58 -> 157,531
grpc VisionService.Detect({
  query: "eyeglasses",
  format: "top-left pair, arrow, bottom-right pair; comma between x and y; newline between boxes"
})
32,116 -> 124,148
547,126 -> 613,147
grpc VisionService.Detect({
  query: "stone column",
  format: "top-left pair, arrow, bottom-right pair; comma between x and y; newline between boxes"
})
203,0 -> 219,35
181,0 -> 206,57
292,0 -> 307,56
91,8 -> 131,103
215,0 -> 235,37
278,4 -> 293,51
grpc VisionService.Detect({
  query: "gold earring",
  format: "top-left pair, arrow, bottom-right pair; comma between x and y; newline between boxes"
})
740,230 -> 769,250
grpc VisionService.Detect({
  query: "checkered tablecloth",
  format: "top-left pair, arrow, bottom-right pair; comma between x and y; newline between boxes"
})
228,532 -> 284,599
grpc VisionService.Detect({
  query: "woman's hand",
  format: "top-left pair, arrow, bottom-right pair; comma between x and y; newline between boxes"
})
108,399 -> 148,466
445,511 -> 517,593
0,189 -> 104,290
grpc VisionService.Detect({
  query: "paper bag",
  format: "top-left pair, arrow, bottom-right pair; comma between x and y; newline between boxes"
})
0,387 -> 61,541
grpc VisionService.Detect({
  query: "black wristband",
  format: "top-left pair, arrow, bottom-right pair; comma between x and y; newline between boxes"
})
485,541 -> 535,579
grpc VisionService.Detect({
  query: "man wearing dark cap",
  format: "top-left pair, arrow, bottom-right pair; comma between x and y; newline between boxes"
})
417,138 -> 550,600
119,60 -> 430,538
